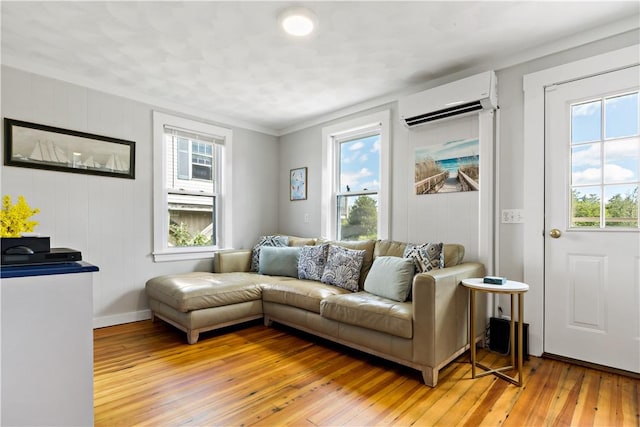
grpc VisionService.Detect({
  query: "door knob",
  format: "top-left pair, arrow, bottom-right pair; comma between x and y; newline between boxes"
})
549,228 -> 562,239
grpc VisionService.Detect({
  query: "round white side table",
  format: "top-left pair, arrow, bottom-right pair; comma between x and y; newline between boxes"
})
461,278 -> 529,386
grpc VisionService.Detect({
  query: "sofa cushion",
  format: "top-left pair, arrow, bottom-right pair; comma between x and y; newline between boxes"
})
298,244 -> 329,281
443,243 -> 465,267
286,235 -> 317,247
261,280 -> 350,313
320,292 -> 413,339
317,239 -> 376,288
364,256 -> 415,302
259,246 -> 301,278
321,245 -> 365,292
374,240 -> 408,258
251,235 -> 289,272
403,242 -> 444,272
146,272 -> 271,312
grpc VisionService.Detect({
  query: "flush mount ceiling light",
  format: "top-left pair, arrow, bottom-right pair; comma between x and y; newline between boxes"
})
279,7 -> 317,37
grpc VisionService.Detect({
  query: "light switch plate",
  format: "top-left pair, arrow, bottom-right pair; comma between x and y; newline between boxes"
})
501,209 -> 524,223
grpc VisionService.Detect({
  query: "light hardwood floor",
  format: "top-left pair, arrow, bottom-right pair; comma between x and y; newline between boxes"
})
94,320 -> 639,426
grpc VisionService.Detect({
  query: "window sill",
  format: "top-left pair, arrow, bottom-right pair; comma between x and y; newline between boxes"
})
153,247 -> 219,263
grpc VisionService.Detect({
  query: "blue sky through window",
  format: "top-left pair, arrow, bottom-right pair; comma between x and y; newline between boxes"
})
571,91 -> 639,205
339,134 -> 380,192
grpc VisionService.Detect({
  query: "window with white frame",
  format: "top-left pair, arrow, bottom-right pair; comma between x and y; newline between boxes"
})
153,112 -> 232,262
321,110 -> 390,241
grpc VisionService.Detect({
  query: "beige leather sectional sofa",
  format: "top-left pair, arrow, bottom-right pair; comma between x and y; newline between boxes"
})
145,237 -> 485,386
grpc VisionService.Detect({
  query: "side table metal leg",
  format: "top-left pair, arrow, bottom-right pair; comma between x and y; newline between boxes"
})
510,293 -> 515,370
470,288 -> 476,378
518,292 -> 524,386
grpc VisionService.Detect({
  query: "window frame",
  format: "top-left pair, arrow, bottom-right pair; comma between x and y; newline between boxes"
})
153,111 -> 233,262
321,110 -> 390,240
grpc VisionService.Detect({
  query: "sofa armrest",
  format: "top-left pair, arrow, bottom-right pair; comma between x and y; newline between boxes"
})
411,262 -> 486,367
213,249 -> 252,273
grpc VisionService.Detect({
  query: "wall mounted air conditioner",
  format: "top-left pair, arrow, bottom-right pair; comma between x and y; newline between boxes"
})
399,70 -> 497,128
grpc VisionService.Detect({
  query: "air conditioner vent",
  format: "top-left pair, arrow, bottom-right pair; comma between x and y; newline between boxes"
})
403,101 -> 484,127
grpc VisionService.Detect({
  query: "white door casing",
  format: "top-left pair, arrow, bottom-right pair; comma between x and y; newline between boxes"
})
523,44 -> 640,357
544,66 -> 639,373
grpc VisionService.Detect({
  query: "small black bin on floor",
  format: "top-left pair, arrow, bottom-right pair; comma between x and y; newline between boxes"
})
489,317 -> 529,360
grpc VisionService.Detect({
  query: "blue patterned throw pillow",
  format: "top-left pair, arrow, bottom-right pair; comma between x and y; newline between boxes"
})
321,245 -> 365,292
250,235 -> 289,272
403,242 -> 444,273
298,244 -> 329,281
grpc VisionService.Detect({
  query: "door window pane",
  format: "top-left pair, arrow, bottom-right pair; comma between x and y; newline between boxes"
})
603,138 -> 639,184
571,143 -> 601,186
571,186 -> 601,228
604,92 -> 639,139
570,91 -> 639,229
571,100 -> 601,144
604,185 -> 638,227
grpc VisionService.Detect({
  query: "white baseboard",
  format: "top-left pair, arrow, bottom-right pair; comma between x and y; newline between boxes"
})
93,309 -> 152,329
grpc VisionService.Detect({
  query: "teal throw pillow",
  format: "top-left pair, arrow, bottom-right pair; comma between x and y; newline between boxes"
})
364,256 -> 416,302
259,246 -> 301,278
250,235 -> 289,272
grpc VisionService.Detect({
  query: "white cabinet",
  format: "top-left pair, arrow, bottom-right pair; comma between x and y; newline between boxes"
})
1,263 -> 97,426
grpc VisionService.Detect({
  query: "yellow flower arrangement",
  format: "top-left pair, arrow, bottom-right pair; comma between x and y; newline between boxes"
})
0,195 -> 40,238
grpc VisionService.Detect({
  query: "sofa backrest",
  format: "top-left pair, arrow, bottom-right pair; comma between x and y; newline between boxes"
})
374,240 -> 465,268
287,236 -> 316,247
442,244 -> 465,267
281,235 -> 465,286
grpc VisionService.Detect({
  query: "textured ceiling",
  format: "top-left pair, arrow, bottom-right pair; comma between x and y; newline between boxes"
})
2,1 -> 639,134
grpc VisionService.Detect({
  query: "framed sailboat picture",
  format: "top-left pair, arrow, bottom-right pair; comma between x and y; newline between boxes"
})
4,118 -> 135,179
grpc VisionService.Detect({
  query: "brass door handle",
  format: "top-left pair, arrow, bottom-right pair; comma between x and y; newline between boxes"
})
549,228 -> 561,239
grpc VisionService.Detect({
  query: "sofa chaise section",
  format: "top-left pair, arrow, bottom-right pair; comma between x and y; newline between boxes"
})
146,271 -> 273,344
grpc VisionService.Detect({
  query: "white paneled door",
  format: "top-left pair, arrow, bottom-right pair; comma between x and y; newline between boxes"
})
544,65 -> 640,373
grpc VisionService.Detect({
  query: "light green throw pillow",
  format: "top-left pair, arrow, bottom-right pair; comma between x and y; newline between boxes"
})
258,246 -> 301,278
364,256 -> 415,302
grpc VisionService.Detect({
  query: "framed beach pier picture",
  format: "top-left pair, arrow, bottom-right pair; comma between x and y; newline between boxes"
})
414,138 -> 479,194
290,167 -> 307,201
4,118 -> 135,179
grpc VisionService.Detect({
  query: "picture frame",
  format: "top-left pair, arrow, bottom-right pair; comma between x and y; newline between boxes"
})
414,138 -> 479,195
4,118 -> 135,179
290,166 -> 307,201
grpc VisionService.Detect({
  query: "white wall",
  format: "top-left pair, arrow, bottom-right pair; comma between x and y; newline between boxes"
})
0,66 -> 279,327
2,28 -> 636,336
278,30 -> 640,356
405,115 -> 480,260
279,105 -> 484,260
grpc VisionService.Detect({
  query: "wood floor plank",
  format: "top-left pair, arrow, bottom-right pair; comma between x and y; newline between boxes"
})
550,365 -> 586,427
576,369 -> 603,426
93,320 -> 640,426
412,353 -> 502,426
620,376 -> 640,426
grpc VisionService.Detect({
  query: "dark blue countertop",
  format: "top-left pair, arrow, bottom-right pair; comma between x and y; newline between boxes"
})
1,261 -> 99,279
